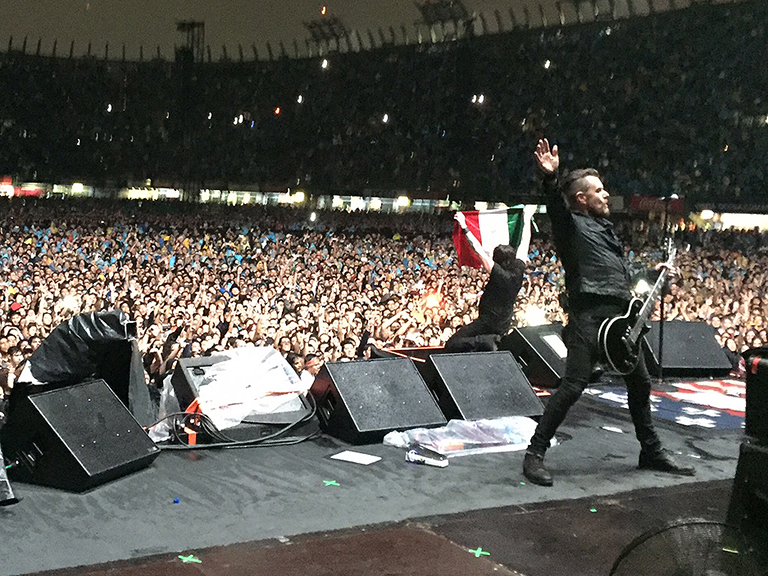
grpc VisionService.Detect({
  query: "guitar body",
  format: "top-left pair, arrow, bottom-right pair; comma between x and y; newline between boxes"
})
598,242 -> 676,376
598,298 -> 648,375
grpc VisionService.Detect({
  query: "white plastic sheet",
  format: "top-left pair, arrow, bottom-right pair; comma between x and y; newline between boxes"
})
149,346 -> 305,441
196,347 -> 305,430
384,416 -> 553,457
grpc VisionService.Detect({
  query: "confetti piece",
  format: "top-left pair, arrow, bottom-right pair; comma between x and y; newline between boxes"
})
469,547 -> 490,557
178,555 -> 202,564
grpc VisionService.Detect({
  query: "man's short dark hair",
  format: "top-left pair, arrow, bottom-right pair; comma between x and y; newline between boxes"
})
560,168 -> 601,208
492,244 -> 518,271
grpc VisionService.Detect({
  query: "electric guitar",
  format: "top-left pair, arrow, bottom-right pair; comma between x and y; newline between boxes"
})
597,244 -> 677,375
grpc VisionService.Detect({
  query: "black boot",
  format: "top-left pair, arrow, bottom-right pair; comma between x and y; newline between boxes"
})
523,452 -> 553,486
638,449 -> 695,476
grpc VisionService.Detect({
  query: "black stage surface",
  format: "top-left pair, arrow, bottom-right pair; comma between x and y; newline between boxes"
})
0,384 -> 760,576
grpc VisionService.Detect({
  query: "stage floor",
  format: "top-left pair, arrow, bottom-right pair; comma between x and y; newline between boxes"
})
0,381 -> 757,576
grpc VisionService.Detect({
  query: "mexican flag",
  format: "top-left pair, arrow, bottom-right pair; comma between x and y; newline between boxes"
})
452,206 -> 527,268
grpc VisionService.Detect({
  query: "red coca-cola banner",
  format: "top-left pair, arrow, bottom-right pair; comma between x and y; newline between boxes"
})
630,195 -> 685,214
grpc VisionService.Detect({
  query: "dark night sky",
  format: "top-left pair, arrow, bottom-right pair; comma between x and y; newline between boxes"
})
0,0 -> 647,60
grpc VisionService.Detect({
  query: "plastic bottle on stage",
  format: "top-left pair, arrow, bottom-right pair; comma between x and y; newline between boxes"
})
405,445 -> 449,468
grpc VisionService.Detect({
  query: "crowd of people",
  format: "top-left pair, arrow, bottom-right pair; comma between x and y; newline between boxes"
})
0,0 -> 766,203
1,1 -> 767,422
0,197 -> 766,413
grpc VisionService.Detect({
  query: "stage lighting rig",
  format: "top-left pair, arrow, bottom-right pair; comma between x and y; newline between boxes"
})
176,21 -> 205,63
304,15 -> 350,51
415,0 -> 475,38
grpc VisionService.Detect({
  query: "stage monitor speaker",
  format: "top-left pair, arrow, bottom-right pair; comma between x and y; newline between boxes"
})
171,356 -> 312,428
309,358 -> 447,445
744,348 -> 768,443
1,379 -> 160,492
726,439 -> 768,544
171,355 -> 228,412
500,323 -> 566,388
418,351 -> 543,421
643,321 -> 732,378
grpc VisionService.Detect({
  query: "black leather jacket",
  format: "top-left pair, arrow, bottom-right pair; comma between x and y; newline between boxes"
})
544,172 -> 632,308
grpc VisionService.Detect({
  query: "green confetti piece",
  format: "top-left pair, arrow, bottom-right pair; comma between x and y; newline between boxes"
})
178,555 -> 202,564
590,508 -> 597,513
323,480 -> 340,487
469,547 -> 490,557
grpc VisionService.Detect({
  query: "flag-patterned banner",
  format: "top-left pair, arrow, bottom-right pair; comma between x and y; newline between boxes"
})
586,379 -> 745,430
452,206 -> 525,268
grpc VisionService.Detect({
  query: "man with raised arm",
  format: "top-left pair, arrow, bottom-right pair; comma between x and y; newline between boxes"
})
523,139 -> 694,486
445,205 -> 536,353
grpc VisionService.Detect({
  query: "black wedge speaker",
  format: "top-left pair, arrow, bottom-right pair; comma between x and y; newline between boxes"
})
418,351 -> 543,421
1,379 -> 160,492
500,323 -> 566,388
643,321 -> 732,378
309,358 -> 446,445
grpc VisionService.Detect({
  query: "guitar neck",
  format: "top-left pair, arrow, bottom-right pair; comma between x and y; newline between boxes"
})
627,272 -> 666,342
627,248 -> 676,343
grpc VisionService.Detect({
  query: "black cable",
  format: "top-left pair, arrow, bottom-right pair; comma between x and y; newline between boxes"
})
156,393 -> 319,451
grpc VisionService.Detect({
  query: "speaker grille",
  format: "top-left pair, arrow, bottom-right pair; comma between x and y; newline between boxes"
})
311,358 -> 446,444
500,323 -> 565,388
422,351 -> 543,420
643,321 -> 732,377
4,380 -> 159,491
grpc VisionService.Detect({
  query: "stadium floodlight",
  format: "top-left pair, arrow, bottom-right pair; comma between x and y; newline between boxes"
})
524,305 -> 547,326
634,278 -> 650,296
176,21 -> 205,64
414,0 -> 475,39
415,0 -> 470,26
395,195 -> 411,209
304,14 -> 349,53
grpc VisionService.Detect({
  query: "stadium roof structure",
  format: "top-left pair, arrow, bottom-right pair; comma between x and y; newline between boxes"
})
1,0 -> 699,61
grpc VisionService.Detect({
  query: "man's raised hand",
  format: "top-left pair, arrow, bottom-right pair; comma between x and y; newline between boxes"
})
535,138 -> 559,174
523,204 -> 538,219
454,211 -> 468,230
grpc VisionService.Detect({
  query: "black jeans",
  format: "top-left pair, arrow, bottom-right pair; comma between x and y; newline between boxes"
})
527,302 -> 662,457
444,317 -> 503,353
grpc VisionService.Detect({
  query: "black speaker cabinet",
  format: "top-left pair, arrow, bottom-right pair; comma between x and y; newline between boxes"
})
171,355 -> 228,411
309,358 -> 446,445
500,323 -> 566,388
418,351 -> 543,421
1,379 -> 160,492
727,439 -> 768,544
643,321 -> 732,378
744,348 -> 768,443
172,355 -> 312,427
